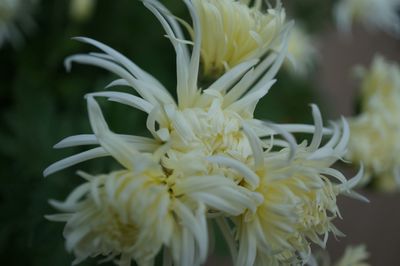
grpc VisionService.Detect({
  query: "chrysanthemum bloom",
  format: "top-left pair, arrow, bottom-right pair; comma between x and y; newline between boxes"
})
191,0 -> 286,77
45,0 -> 362,265
334,0 -> 400,37
284,24 -> 317,77
46,106 -> 261,265
0,0 -> 36,48
346,56 -> 400,190
45,0 -> 289,264
219,107 -> 365,265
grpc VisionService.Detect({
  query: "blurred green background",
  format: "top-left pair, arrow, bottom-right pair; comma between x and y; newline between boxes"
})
0,0 -> 336,265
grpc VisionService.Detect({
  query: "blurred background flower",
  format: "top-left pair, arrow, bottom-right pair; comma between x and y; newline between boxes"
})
310,244 -> 369,266
284,23 -> 317,77
346,56 -> 400,191
69,0 -> 96,23
0,0 -> 37,47
334,0 -> 400,37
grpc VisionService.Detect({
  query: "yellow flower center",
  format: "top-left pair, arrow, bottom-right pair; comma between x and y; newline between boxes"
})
161,97 -> 254,184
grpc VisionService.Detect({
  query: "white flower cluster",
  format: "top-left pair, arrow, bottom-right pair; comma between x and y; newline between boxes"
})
45,1 -> 364,265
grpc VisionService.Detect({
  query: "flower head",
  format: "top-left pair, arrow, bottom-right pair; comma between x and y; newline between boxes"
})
47,94 -> 263,265
45,0 -> 363,265
191,0 -> 286,77
334,0 -> 400,36
45,0 -> 290,264
47,170 -> 175,266
226,107 -> 365,265
346,56 -> 400,191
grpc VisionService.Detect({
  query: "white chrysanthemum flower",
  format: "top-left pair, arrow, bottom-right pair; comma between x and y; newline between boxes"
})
334,0 -> 400,36
44,0 -> 291,264
284,24 -> 317,77
0,0 -> 36,47
44,0 -> 293,181
45,0 -> 363,265
46,167 -> 260,266
346,56 -> 400,190
219,107 -> 365,266
47,170 -> 179,266
47,95 -> 263,266
191,0 -> 286,77
70,0 -> 96,22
